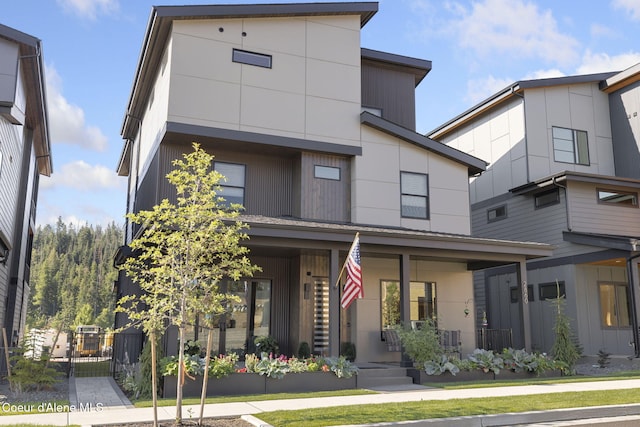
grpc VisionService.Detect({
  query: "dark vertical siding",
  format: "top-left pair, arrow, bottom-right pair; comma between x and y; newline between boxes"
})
361,62 -> 416,130
300,153 -> 350,222
156,143 -> 293,217
251,256 -> 291,354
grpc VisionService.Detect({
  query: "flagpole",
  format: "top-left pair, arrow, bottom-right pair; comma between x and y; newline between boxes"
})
333,232 -> 359,289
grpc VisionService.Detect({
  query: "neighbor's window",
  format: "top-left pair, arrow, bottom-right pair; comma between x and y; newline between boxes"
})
487,205 -> 507,222
214,162 -> 246,206
539,281 -> 565,301
401,172 -> 429,219
552,126 -> 589,165
232,48 -> 272,68
510,285 -> 534,303
599,282 -> 631,328
534,188 -> 560,209
597,188 -> 638,207
314,165 -> 340,181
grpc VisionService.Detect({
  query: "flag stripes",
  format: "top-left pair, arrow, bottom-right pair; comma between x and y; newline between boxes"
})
340,235 -> 362,309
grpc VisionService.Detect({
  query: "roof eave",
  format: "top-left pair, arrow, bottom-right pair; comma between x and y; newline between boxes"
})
361,112 -> 487,176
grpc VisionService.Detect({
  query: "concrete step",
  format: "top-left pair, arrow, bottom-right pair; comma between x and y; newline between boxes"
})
357,375 -> 414,389
357,367 -> 408,378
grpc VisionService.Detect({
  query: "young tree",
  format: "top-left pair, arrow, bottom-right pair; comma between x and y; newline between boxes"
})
117,143 -> 260,425
550,280 -> 582,375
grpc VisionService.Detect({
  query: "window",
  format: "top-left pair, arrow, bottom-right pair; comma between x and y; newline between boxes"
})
539,281 -> 565,301
534,188 -> 560,209
510,285 -> 534,303
314,165 -> 340,181
487,205 -> 507,222
381,281 -> 401,329
232,48 -> 272,68
599,282 -> 631,328
214,162 -> 245,206
597,189 -> 638,207
410,281 -> 437,322
401,172 -> 429,219
552,126 -> 589,165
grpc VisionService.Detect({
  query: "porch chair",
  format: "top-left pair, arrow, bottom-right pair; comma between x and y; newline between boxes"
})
438,329 -> 462,358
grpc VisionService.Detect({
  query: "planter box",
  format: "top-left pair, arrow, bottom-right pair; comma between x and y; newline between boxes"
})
163,372 -> 356,398
407,368 -> 562,385
408,368 -> 494,384
266,372 -> 356,394
163,373 -> 265,398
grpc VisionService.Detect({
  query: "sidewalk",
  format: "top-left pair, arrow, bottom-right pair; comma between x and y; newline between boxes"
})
0,377 -> 639,426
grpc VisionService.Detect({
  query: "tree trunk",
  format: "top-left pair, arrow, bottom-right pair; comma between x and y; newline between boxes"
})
151,331 -> 158,427
176,320 -> 186,425
198,327 -> 214,425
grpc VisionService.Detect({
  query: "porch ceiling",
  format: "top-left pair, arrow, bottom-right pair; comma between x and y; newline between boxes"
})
240,215 -> 554,269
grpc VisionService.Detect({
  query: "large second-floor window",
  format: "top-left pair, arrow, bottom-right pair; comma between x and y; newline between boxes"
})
401,172 -> 429,219
552,126 -> 589,165
214,162 -> 245,207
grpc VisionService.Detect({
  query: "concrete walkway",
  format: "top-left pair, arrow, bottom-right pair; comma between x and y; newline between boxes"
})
0,377 -> 639,426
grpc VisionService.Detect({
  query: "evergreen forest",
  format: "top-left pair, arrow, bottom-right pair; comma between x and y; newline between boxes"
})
27,219 -> 123,331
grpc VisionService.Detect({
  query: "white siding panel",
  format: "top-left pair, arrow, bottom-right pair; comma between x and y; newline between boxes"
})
568,181 -> 640,236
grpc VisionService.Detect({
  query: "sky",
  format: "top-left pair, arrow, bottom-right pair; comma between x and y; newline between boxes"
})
2,0 -> 640,228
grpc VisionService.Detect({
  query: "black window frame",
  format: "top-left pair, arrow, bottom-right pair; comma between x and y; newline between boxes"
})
213,161 -> 246,208
596,188 -> 638,208
552,126 -> 590,166
539,281 -> 565,301
400,171 -> 429,219
534,188 -> 560,209
314,165 -> 341,181
487,204 -> 507,223
232,48 -> 272,69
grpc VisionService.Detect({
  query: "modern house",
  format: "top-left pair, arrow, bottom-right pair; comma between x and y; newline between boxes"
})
114,1 -> 553,365
0,24 -> 52,346
428,64 -> 640,357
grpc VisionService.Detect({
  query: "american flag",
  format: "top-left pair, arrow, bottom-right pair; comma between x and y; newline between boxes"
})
340,234 -> 362,309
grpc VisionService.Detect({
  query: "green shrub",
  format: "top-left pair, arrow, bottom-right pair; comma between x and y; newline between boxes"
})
395,320 -> 443,365
340,342 -> 356,362
297,341 -> 311,359
9,337 -> 60,393
254,335 -> 279,356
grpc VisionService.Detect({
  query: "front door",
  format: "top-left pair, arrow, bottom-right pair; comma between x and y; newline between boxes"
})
218,279 -> 272,356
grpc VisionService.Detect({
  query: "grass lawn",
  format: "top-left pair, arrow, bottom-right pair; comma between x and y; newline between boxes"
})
257,388 -> 640,427
133,389 -> 376,407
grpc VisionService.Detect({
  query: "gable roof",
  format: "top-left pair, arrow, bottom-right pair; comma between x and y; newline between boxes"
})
361,111 -> 487,176
428,72 -> 616,141
600,62 -> 640,93
361,48 -> 431,86
121,2 -> 378,142
0,24 -> 52,176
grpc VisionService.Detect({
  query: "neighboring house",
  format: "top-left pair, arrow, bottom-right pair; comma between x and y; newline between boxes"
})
114,1 -> 552,364
0,24 -> 52,346
428,64 -> 640,357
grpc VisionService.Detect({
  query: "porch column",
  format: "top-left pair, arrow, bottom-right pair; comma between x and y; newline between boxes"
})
517,260 -> 532,352
627,254 -> 640,358
329,248 -> 340,357
400,253 -> 412,367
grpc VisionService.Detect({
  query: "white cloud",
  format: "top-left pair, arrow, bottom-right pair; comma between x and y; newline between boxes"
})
466,75 -> 514,105
40,160 -> 124,191
56,0 -> 119,20
577,50 -> 640,74
590,23 -> 618,39
448,0 -> 580,66
612,0 -> 640,21
522,69 -> 566,80
45,65 -> 108,151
